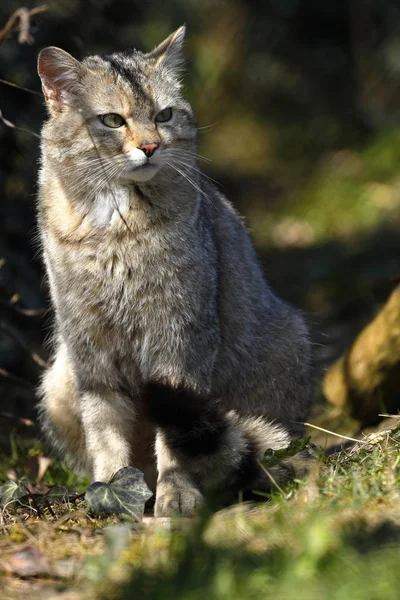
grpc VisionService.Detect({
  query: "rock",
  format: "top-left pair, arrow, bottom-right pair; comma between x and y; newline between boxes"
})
323,285 -> 400,425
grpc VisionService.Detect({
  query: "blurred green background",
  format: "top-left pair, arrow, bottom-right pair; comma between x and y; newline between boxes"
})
0,0 -> 399,420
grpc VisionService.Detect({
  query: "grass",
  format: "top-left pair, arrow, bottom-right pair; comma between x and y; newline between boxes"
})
0,417 -> 399,599
106,421 -> 400,600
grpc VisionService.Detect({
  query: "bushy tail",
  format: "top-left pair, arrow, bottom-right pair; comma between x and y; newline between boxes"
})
145,382 -> 303,499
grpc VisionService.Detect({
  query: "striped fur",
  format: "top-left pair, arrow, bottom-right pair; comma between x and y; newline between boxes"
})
36,27 -> 313,516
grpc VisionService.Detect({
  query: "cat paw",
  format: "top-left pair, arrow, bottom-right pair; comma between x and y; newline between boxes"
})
154,485 -> 203,517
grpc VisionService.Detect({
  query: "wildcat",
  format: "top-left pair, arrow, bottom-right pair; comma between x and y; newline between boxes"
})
37,26 -> 312,516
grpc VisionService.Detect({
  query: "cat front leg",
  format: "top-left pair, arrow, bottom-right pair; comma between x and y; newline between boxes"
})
155,432 -> 203,517
80,387 -> 135,482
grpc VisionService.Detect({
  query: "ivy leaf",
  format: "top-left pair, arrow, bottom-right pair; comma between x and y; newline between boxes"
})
45,486 -> 70,501
261,438 -> 312,469
85,467 -> 153,521
0,479 -> 29,507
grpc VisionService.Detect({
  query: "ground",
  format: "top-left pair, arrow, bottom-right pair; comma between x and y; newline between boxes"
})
0,416 -> 399,599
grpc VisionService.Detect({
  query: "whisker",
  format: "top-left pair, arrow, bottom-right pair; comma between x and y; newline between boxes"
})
197,123 -> 218,132
164,161 -> 213,205
164,150 -> 219,187
83,127 -> 136,236
167,147 -> 212,164
169,158 -> 220,187
67,162 -> 124,203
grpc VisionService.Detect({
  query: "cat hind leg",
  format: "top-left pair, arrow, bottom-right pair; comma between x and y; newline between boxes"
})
37,343 -> 89,473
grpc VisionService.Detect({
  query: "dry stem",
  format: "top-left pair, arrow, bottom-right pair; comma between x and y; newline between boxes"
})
0,5 -> 48,46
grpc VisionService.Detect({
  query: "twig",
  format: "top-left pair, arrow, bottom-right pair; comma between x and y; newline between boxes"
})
0,108 -> 41,139
29,495 -> 44,519
40,496 -> 56,519
0,321 -> 49,368
0,78 -> 43,97
258,461 -> 289,498
0,367 -> 35,388
0,299 -> 46,317
0,411 -> 34,425
0,5 -> 48,46
304,422 -> 368,445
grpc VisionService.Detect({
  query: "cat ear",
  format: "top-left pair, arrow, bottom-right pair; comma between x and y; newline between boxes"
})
148,25 -> 186,73
38,47 -> 82,108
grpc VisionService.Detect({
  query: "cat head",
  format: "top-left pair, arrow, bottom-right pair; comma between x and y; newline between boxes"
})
38,26 -> 196,185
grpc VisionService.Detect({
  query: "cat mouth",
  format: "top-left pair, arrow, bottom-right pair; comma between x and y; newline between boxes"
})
122,161 -> 159,183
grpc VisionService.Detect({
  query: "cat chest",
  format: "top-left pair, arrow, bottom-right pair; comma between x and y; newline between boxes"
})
53,247 -> 196,347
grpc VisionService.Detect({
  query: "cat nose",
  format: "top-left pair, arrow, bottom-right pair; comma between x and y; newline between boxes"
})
139,143 -> 159,158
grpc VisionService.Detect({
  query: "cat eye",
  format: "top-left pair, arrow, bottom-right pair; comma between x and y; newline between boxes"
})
155,108 -> 172,123
100,113 -> 126,128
